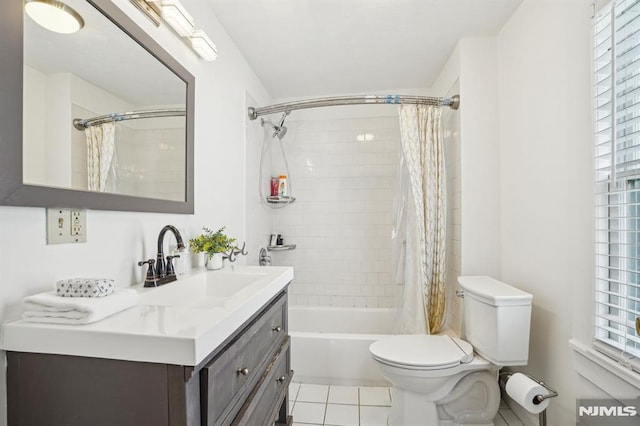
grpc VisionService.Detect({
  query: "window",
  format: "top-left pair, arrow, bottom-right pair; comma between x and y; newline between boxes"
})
594,0 -> 640,366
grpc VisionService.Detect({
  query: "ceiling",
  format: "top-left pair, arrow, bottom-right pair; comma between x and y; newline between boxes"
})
207,0 -> 523,99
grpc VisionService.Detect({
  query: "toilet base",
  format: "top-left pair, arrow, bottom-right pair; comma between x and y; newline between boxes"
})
389,388 -> 440,426
388,370 -> 500,426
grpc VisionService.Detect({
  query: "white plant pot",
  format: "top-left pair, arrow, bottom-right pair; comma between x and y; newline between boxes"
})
205,252 -> 224,270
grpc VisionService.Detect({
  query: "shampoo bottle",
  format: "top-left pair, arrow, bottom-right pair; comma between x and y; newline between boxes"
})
278,175 -> 288,197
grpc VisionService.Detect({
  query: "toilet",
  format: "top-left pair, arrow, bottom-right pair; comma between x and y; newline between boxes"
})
369,276 -> 532,426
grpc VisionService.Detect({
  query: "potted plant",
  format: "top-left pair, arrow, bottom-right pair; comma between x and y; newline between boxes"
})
189,227 -> 236,270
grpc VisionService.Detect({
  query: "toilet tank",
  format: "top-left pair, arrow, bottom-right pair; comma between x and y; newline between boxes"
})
458,276 -> 532,366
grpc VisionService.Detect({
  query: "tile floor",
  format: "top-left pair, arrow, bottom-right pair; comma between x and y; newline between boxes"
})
288,383 -> 524,426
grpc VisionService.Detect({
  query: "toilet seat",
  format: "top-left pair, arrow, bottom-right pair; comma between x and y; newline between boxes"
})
369,335 -> 474,370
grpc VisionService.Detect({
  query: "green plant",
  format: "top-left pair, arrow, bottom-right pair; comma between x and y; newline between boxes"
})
189,227 -> 236,258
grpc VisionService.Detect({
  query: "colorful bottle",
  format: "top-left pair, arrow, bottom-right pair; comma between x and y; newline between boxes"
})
278,175 -> 288,197
270,177 -> 279,197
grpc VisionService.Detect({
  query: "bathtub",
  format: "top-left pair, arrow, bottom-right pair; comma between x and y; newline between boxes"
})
288,306 -> 396,386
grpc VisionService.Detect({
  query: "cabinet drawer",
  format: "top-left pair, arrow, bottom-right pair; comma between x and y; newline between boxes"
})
201,292 -> 287,425
232,339 -> 292,426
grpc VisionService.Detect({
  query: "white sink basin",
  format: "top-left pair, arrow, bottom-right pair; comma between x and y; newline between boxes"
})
138,267 -> 270,309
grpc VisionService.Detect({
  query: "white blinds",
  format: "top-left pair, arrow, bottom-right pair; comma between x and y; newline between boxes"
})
594,0 -> 640,362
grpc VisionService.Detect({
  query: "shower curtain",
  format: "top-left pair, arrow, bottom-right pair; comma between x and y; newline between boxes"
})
393,105 -> 447,334
85,122 -> 116,192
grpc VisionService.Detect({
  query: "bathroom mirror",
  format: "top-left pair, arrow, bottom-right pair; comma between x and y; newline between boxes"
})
0,0 -> 195,213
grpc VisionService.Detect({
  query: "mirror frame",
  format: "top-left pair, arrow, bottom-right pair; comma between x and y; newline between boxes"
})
0,0 -> 195,213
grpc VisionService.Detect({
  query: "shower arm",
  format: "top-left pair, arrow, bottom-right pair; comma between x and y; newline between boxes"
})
248,94 -> 459,120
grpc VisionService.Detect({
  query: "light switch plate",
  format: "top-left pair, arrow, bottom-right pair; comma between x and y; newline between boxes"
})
46,208 -> 87,244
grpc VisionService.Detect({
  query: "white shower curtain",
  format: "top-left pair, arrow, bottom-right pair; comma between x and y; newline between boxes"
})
85,122 -> 116,192
393,105 -> 447,334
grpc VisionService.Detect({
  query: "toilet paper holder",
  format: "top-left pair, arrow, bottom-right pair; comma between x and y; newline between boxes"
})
499,372 -> 558,426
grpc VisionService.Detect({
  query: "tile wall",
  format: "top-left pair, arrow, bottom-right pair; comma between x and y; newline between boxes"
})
115,125 -> 186,201
270,116 -> 402,308
267,107 -> 461,314
71,114 -> 185,202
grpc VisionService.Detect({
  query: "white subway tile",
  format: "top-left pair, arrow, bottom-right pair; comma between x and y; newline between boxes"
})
385,285 -> 399,296
366,297 -> 379,308
378,272 -> 392,285
317,296 -> 331,306
378,297 -> 396,308
271,117 -> 414,309
342,297 -> 355,307
374,286 -> 387,296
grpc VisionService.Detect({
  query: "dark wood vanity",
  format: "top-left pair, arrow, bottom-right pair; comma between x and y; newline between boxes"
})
6,290 -> 292,426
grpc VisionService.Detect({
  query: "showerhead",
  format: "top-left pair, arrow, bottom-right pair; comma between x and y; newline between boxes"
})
261,112 -> 289,140
274,125 -> 287,139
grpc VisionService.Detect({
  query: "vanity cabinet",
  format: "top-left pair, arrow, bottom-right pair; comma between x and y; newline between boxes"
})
6,290 -> 293,426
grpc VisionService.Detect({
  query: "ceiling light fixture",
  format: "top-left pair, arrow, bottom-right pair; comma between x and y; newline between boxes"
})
24,0 -> 84,34
189,30 -> 217,62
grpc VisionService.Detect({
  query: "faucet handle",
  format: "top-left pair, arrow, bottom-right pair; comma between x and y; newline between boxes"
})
259,248 -> 271,266
138,259 -> 158,287
224,242 -> 248,263
165,255 -> 180,276
237,241 -> 248,256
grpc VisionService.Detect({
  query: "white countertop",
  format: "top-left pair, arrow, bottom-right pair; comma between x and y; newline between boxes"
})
0,265 -> 293,366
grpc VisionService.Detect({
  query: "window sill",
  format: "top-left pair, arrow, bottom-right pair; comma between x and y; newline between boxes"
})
569,339 -> 640,396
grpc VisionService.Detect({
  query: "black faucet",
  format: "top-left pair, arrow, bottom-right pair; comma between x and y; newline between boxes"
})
138,225 -> 185,287
156,225 -> 185,277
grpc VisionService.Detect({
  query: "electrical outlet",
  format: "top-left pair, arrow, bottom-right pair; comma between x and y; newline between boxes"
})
46,209 -> 87,244
71,210 -> 85,236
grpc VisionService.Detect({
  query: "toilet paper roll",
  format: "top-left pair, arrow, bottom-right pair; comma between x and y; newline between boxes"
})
505,373 -> 550,414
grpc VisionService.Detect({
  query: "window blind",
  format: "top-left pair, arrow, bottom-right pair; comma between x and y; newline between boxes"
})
594,0 -> 640,365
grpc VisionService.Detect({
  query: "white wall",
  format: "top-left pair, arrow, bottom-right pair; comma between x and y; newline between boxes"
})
433,39 -> 502,280
458,39 -> 502,278
0,0 -> 271,423
497,0 -> 593,425
431,39 -> 501,334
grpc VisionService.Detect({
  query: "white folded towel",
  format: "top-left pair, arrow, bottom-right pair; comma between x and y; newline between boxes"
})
22,288 -> 139,325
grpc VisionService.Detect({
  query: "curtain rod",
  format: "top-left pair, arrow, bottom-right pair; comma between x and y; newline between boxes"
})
248,94 -> 459,120
73,108 -> 186,130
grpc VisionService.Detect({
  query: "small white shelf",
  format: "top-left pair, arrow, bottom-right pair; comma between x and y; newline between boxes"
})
267,244 -> 297,252
266,196 -> 296,205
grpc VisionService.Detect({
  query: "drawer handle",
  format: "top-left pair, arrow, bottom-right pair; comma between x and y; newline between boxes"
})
272,325 -> 282,332
237,368 -> 249,376
276,375 -> 286,384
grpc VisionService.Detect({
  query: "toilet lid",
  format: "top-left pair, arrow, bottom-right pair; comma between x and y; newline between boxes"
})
369,335 -> 474,369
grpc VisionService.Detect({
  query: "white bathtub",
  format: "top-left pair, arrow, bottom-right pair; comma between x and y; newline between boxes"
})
288,306 -> 396,386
